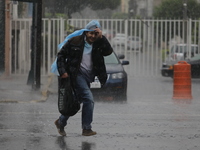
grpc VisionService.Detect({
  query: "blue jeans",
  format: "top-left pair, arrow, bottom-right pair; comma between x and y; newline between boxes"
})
58,74 -> 94,130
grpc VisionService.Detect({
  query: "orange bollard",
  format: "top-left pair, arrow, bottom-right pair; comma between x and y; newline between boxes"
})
173,61 -> 192,100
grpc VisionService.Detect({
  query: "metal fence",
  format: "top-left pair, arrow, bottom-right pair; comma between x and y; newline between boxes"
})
10,18 -> 200,77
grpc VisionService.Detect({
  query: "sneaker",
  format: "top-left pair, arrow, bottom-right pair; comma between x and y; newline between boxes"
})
82,129 -> 97,136
54,119 -> 66,136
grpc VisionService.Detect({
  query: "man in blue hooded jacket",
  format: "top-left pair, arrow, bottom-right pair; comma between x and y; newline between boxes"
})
54,20 -> 113,136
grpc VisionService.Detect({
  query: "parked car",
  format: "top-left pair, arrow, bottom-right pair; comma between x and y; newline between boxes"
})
112,33 -> 126,46
90,51 -> 129,101
112,34 -> 142,51
161,53 -> 200,78
168,44 -> 198,61
127,36 -> 142,50
102,29 -> 116,41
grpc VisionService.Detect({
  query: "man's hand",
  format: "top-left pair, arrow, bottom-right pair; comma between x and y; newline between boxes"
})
61,73 -> 69,78
94,28 -> 102,39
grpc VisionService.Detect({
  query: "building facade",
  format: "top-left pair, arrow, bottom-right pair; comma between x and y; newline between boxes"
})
121,0 -> 170,18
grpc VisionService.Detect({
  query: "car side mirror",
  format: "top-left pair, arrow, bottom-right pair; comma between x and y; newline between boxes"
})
122,60 -> 129,65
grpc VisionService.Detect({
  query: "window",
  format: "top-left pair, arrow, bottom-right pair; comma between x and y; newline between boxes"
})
104,53 -> 119,64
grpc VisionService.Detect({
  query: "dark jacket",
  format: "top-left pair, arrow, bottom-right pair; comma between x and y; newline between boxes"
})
57,33 -> 113,87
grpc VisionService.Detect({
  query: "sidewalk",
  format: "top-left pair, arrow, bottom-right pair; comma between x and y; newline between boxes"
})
0,73 -> 56,103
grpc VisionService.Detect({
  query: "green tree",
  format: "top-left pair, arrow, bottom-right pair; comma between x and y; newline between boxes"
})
153,0 -> 200,19
43,0 -> 120,18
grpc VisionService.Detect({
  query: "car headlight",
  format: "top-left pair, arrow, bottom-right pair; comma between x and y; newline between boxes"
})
111,73 -> 124,79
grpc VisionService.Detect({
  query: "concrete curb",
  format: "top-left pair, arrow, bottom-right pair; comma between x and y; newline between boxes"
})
0,74 -> 54,103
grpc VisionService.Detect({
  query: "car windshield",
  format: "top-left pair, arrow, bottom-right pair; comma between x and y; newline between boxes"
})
104,53 -> 119,64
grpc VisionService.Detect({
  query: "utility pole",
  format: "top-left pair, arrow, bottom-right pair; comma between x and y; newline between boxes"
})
0,0 -> 5,75
33,0 -> 42,90
5,0 -> 11,76
183,0 -> 188,43
183,0 -> 187,20
27,0 -> 42,90
128,0 -> 137,19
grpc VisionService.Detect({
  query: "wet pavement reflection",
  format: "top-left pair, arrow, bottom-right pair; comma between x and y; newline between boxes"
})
55,136 -> 96,150
81,141 -> 96,150
1,76 -> 200,150
173,99 -> 192,122
55,137 -> 69,150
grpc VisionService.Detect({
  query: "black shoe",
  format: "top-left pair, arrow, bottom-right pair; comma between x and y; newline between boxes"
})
54,119 -> 66,136
82,129 -> 97,136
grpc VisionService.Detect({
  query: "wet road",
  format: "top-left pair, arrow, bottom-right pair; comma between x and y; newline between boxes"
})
1,75 -> 200,150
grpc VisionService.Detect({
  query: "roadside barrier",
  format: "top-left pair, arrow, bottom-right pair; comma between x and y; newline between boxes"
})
173,61 -> 192,100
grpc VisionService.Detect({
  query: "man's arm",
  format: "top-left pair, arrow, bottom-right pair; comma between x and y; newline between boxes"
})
57,41 -> 70,78
97,35 -> 113,56
94,28 -> 113,56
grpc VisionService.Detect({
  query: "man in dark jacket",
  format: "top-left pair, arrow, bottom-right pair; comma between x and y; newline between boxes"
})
54,20 -> 113,136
